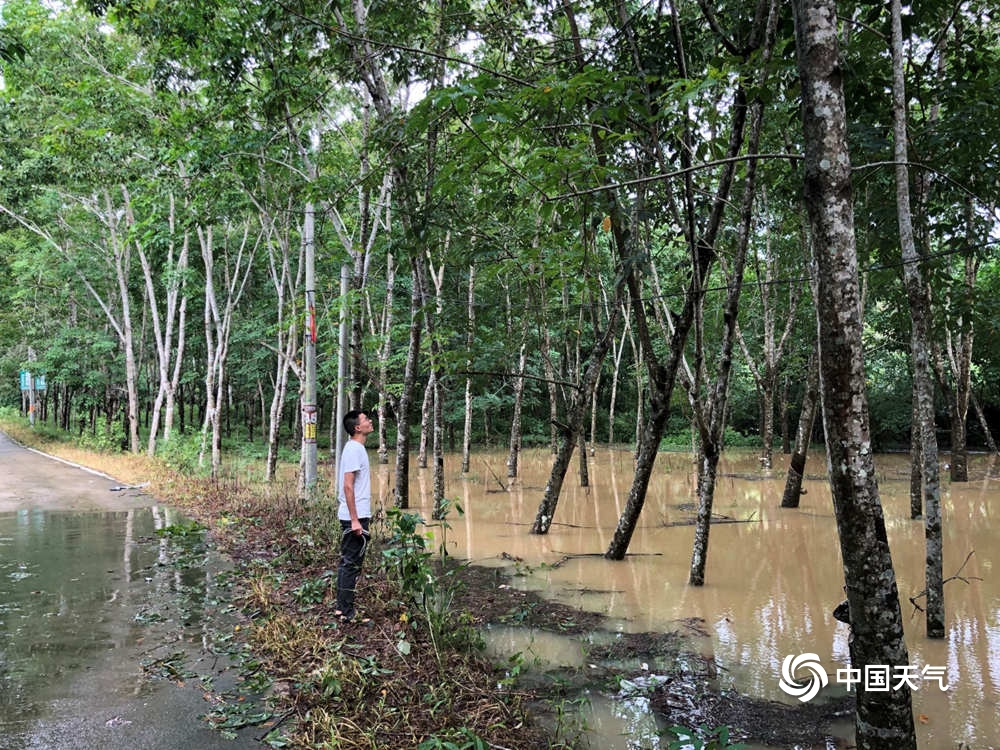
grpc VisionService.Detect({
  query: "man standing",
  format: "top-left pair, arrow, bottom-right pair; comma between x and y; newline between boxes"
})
336,409 -> 374,621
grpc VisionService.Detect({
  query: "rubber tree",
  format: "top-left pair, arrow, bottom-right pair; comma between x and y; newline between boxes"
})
605,0 -> 760,559
531,294 -> 623,535
792,0 -> 917,745
688,0 -> 778,586
780,348 -> 819,509
889,0 -> 944,639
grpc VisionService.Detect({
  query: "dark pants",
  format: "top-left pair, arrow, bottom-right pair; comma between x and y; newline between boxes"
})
336,518 -> 370,619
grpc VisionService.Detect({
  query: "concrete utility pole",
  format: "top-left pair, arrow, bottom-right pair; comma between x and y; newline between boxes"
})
334,263 -> 351,474
302,202 -> 318,498
27,347 -> 36,427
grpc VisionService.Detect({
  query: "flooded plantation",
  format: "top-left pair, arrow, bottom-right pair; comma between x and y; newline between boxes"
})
390,446 -> 999,749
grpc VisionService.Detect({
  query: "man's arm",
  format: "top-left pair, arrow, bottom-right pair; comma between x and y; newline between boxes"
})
342,470 -> 364,535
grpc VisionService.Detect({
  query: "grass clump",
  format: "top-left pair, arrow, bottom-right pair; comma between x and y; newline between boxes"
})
200,487 -> 542,749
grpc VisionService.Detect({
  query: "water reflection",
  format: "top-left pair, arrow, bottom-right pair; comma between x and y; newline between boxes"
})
392,448 -> 1000,749
0,506 -> 232,746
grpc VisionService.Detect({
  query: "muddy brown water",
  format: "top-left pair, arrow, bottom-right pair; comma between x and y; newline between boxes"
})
383,446 -> 1000,749
0,431 -> 255,749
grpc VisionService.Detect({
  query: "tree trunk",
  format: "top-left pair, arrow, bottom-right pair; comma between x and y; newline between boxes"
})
532,301 -> 622,534
606,388 -> 672,556
507,342 -> 527,478
418,375 -> 433,469
780,376 -> 791,454
949,394 -> 967,481
909,382 -> 922,519
178,382 -> 186,435
376,252 -> 395,465
607,321 -> 627,446
588,379 -> 599,456
164,275 -> 187,446
793,1 -> 917,744
945,239 -> 977,481
425,251 -> 447,519
971,391 -> 998,454
432,370 -> 445,519
689,12 -> 775,582
689,445 -> 720,585
631,338 -> 643,458
100,188 -> 141,454
461,378 -> 473,472
600,279 -> 630,448
393,267 -> 423,509
781,351 -> 819,509
200,251 -> 219,476
890,0 -> 943,639
265,329 -> 297,482
119,276 -> 140,452
760,381 -> 774,470
60,385 -> 71,431
542,320 -> 559,454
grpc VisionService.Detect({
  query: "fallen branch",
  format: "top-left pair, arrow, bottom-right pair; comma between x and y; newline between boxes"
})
255,710 -> 295,741
552,551 -> 664,558
482,460 -> 508,492
909,550 -> 983,616
110,481 -> 151,492
663,510 -> 759,528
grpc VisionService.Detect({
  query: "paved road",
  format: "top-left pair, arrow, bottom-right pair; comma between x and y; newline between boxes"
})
0,430 -> 260,749
0,431 -> 142,513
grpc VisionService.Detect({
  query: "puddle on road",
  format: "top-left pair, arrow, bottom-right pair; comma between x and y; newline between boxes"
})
0,505 -> 252,749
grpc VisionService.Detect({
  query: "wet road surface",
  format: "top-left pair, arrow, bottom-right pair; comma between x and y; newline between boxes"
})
0,431 -> 259,749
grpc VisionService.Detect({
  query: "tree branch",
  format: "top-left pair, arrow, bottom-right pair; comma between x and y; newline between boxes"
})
908,550 -> 982,616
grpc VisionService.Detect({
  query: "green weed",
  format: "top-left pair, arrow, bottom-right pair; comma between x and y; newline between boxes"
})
663,724 -> 747,749
416,728 -> 490,750
155,518 -> 207,539
77,420 -> 123,453
292,573 -> 331,605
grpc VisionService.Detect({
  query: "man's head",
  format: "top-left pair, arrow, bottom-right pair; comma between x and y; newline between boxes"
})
343,409 -> 373,438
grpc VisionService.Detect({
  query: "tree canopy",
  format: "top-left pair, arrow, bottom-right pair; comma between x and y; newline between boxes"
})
1,0 -> 998,466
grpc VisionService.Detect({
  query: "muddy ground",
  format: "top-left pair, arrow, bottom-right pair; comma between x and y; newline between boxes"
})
450,562 -> 855,748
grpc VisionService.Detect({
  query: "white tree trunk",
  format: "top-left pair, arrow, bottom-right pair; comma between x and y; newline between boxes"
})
198,223 -> 257,478
461,265 -> 476,473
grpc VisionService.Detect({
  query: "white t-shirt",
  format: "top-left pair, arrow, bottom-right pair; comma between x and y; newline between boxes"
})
337,439 -> 371,521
